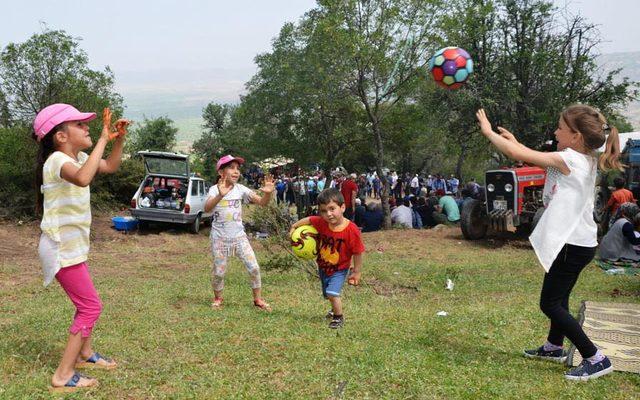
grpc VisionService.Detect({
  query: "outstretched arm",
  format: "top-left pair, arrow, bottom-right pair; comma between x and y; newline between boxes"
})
250,174 -> 275,206
289,217 -> 312,236
476,109 -> 569,175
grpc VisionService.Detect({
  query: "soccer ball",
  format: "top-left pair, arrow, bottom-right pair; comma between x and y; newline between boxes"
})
291,225 -> 319,260
428,47 -> 473,89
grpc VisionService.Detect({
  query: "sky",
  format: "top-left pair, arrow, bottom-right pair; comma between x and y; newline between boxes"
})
1,0 -> 639,119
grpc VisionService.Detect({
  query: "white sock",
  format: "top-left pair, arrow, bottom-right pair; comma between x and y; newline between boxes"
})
587,350 -> 606,364
543,341 -> 563,351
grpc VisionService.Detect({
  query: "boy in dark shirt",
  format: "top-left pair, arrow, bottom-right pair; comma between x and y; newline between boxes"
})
290,188 -> 365,328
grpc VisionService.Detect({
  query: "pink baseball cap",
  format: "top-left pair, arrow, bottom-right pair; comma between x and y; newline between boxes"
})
216,154 -> 245,171
33,103 -> 97,141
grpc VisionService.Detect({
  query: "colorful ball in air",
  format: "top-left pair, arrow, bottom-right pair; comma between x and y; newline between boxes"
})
291,225 -> 319,260
428,47 -> 473,89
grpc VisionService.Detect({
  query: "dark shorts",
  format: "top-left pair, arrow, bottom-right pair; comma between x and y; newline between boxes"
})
319,268 -> 348,298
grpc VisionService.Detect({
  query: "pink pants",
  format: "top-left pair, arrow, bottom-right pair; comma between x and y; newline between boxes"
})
55,262 -> 103,338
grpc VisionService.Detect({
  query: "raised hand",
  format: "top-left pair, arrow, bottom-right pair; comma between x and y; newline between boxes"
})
217,175 -> 233,197
261,174 -> 275,194
102,108 -> 115,141
497,127 -> 518,143
114,119 -> 131,139
475,109 -> 494,138
102,108 -> 130,141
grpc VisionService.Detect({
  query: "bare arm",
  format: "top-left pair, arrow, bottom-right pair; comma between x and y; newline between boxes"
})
204,176 -> 233,213
348,253 -> 363,285
249,174 -> 275,206
476,109 -> 569,175
204,192 -> 224,213
289,217 -> 312,236
60,137 -> 109,187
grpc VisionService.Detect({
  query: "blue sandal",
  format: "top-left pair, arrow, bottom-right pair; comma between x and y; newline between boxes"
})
49,371 -> 98,393
76,352 -> 117,370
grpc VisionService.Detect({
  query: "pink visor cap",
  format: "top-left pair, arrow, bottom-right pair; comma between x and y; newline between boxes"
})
33,103 -> 97,141
216,154 -> 245,171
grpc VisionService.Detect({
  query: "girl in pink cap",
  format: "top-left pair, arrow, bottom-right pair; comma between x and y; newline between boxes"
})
204,155 -> 275,311
33,103 -> 129,392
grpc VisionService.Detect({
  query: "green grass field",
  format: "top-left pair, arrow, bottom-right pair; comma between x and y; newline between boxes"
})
1,214 -> 638,399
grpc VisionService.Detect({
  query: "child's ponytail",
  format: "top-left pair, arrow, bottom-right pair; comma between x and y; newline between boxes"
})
599,125 -> 624,172
561,104 -> 624,172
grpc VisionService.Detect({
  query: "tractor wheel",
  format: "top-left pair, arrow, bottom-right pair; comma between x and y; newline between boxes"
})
461,199 -> 488,240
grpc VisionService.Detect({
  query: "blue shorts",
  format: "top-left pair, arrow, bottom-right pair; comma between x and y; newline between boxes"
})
319,268 -> 348,298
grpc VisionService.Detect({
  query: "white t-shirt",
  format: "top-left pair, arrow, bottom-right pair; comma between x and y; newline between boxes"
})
529,148 -> 598,271
208,184 -> 255,239
391,205 -> 413,228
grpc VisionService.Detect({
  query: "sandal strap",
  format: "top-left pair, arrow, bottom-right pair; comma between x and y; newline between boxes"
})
65,372 -> 81,387
86,352 -> 112,364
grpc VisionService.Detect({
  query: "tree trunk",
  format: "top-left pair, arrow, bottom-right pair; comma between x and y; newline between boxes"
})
455,143 -> 467,183
372,120 -> 392,229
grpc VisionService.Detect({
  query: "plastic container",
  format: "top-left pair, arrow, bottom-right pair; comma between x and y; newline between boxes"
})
112,216 -> 138,231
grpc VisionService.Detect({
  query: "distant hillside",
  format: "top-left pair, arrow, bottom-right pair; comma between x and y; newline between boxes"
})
115,52 -> 640,148
598,51 -> 640,130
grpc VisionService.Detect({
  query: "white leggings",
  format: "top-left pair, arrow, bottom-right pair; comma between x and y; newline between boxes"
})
211,235 -> 261,291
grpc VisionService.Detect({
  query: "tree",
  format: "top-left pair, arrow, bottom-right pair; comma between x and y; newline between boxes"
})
0,27 -> 126,215
129,116 -> 178,155
0,27 -> 123,124
192,103 -> 235,180
325,0 -> 442,227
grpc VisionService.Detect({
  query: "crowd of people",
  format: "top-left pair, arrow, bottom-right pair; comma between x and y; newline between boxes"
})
246,167 -> 484,232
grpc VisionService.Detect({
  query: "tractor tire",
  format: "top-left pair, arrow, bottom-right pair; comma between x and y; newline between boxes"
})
531,208 -> 544,232
461,199 -> 488,240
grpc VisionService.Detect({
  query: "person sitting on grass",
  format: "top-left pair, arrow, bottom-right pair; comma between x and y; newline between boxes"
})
204,155 -> 274,312
362,201 -> 384,232
432,190 -> 460,225
354,197 -> 366,228
607,177 -> 636,228
391,197 -> 413,228
599,202 -> 640,262
289,188 -> 365,329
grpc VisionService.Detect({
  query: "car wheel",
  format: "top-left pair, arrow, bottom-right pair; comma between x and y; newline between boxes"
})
138,220 -> 149,231
190,215 -> 201,234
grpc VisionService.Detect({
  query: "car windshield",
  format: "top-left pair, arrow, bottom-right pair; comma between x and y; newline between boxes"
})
144,157 -> 188,176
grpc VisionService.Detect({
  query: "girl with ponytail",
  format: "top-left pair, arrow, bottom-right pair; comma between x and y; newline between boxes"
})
475,104 -> 618,381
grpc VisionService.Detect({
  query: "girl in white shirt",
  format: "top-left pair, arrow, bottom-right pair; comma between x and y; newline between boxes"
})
476,105 -> 622,381
204,155 -> 275,311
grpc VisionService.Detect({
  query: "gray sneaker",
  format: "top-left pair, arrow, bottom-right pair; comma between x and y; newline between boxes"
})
523,346 -> 567,363
564,357 -> 613,381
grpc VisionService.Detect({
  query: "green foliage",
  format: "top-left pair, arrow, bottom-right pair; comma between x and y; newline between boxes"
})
0,27 -> 125,217
128,116 -> 178,155
245,201 -> 318,277
191,103 -> 235,181
92,158 -> 145,209
0,125 -> 37,218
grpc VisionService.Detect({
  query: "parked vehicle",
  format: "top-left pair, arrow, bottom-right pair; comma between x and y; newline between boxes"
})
130,151 -> 212,233
461,166 -> 546,240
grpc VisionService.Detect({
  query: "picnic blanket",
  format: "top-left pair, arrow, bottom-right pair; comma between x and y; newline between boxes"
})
595,258 -> 640,275
567,301 -> 640,374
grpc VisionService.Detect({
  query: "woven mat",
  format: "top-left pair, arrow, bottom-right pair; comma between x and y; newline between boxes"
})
567,301 -> 640,373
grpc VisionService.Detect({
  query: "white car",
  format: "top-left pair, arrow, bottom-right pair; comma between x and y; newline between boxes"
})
130,151 -> 212,233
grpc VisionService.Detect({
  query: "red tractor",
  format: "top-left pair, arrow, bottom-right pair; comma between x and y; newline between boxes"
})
461,166 -> 546,239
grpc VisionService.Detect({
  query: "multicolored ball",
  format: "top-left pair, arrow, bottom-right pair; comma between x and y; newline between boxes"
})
428,47 -> 473,89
